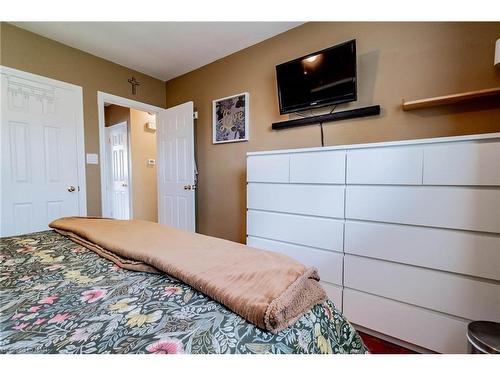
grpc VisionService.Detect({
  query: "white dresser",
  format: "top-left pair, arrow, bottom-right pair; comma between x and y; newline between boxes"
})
246,132 -> 500,354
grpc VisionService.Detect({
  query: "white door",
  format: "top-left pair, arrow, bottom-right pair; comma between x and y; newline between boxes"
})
1,67 -> 86,236
105,122 -> 130,219
156,102 -> 195,231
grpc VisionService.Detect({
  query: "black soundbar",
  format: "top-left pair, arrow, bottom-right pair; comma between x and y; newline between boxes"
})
272,105 -> 381,130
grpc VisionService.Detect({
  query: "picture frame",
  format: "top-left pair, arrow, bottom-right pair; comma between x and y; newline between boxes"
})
212,92 -> 249,144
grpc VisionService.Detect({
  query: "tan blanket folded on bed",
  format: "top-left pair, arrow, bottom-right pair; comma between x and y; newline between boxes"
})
49,217 -> 326,332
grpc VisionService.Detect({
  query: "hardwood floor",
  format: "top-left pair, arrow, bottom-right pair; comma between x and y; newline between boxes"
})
359,332 -> 417,354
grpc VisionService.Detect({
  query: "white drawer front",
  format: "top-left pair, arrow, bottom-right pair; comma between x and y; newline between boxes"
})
343,289 -> 469,353
346,146 -> 423,185
423,141 -> 500,186
344,255 -> 500,322
346,186 -> 500,233
290,151 -> 345,184
248,183 -> 345,218
345,221 -> 500,280
247,210 -> 344,251
247,236 -> 343,286
247,154 -> 289,182
321,282 -> 343,311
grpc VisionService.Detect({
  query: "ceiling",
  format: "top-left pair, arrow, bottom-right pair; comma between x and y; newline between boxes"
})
12,22 -> 302,81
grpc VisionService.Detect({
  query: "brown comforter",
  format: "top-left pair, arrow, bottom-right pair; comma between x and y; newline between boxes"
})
49,217 -> 326,332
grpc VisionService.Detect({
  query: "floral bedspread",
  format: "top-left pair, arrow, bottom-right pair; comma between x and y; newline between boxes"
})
0,230 -> 367,354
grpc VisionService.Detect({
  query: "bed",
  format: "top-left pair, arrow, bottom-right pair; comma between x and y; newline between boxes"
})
0,230 -> 367,354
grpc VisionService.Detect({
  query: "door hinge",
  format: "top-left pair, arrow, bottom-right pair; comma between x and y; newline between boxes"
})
193,111 -> 198,120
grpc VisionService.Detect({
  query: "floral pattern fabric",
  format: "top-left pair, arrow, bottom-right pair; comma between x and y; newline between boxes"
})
0,231 -> 367,354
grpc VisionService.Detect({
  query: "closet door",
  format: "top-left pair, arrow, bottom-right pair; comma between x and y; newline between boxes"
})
1,67 -> 86,236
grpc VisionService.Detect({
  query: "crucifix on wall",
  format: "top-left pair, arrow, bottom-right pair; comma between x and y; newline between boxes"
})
128,77 -> 140,95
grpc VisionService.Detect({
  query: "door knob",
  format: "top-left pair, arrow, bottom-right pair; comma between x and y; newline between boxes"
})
122,183 -> 128,187
183,185 -> 192,190
67,185 -> 76,192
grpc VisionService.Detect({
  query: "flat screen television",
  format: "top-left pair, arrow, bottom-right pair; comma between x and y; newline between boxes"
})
276,39 -> 357,115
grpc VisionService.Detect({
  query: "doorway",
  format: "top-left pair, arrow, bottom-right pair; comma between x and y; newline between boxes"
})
98,92 -> 196,231
98,92 -> 162,221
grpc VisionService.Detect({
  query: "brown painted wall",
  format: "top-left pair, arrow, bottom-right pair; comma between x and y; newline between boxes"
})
105,104 -> 130,128
165,22 -> 500,243
0,22 -> 166,216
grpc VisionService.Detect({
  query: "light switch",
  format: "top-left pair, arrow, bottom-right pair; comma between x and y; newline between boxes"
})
86,153 -> 99,165
147,159 -> 156,166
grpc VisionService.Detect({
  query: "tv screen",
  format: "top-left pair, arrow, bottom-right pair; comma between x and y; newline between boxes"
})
276,40 -> 357,114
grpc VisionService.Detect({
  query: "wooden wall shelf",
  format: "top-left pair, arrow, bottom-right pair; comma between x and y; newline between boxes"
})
402,87 -> 500,111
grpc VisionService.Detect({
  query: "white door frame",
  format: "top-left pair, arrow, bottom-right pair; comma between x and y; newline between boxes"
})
0,65 -> 87,221
97,91 -> 164,218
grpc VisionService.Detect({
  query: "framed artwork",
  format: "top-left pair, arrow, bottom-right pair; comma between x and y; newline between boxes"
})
212,92 -> 249,144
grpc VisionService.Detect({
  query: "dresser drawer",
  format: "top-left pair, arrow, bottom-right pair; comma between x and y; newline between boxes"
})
346,185 -> 500,233
290,150 -> 345,184
344,255 -> 500,322
346,146 -> 423,185
343,288 -> 469,353
321,282 -> 343,311
247,210 -> 344,251
247,154 -> 289,183
345,221 -> 500,280
248,183 -> 345,218
247,236 -> 343,286
423,140 -> 500,186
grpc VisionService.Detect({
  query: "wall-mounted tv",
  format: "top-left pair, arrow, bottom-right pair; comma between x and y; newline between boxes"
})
276,39 -> 357,115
